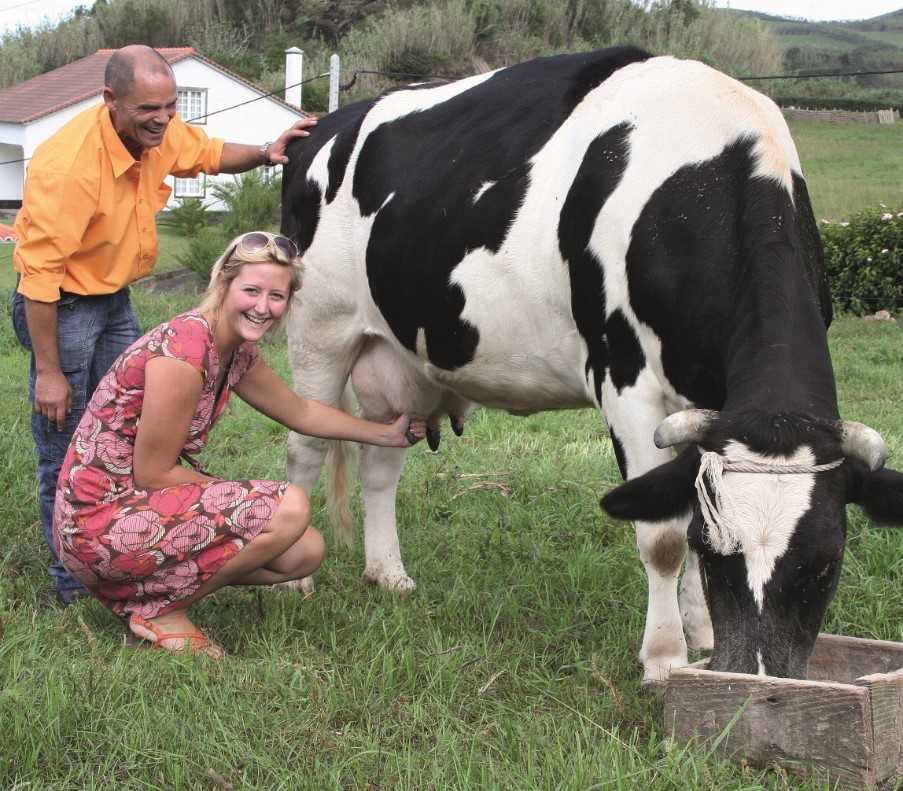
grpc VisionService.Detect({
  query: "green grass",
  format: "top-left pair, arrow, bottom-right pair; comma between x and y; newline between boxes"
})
787,116 -> 903,220
1,283 -> 902,788
858,30 -> 903,48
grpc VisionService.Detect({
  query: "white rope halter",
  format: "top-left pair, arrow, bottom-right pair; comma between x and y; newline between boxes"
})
695,451 -> 844,555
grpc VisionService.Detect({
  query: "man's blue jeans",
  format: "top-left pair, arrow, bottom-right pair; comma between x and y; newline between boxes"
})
11,289 -> 140,598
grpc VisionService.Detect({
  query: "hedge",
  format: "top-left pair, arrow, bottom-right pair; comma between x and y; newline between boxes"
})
821,207 -> 903,315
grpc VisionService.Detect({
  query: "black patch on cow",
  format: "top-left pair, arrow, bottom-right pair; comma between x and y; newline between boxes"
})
625,136 -> 837,417
606,309 -> 645,394
609,427 -> 628,480
348,47 -> 650,370
281,98 -> 375,253
326,106 -> 368,204
564,46 -> 652,114
792,172 -> 833,329
624,139 -> 756,408
703,409 -> 843,462
559,123 -> 633,401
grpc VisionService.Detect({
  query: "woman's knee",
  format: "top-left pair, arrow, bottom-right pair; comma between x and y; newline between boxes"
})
301,527 -> 325,573
274,484 -> 311,533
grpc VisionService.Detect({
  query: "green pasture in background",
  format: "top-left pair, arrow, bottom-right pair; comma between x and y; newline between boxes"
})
0,117 -> 901,789
786,117 -> 903,221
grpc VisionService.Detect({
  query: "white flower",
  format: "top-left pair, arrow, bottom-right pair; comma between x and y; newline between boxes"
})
881,212 -> 893,221
866,257 -> 873,262
840,222 -> 850,227
821,219 -> 832,224
881,249 -> 889,254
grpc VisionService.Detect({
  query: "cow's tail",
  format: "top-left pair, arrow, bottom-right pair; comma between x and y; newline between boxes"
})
326,384 -> 357,547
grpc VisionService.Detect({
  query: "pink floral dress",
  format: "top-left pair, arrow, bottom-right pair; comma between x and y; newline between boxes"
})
52,310 -> 288,619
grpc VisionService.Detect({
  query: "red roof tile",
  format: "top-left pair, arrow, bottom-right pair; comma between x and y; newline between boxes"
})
0,47 -> 301,124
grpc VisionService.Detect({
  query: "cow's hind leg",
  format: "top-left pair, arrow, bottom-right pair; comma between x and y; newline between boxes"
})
603,380 -> 690,683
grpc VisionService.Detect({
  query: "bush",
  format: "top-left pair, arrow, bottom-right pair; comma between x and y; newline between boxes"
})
160,197 -> 209,238
822,208 -> 903,315
177,225 -> 231,282
211,170 -> 282,237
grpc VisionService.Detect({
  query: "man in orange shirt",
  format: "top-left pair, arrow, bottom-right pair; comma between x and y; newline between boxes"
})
11,44 -> 317,604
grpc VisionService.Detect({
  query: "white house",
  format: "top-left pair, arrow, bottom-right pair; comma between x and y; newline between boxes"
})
0,47 -> 306,211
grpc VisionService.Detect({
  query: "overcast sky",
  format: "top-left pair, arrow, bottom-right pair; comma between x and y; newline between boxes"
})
1,0 -> 901,35
710,0 -> 902,21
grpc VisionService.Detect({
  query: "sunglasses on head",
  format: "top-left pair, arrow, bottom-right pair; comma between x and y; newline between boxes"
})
234,231 -> 299,259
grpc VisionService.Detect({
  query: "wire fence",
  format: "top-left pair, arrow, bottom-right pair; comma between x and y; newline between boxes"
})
1,62 -> 902,169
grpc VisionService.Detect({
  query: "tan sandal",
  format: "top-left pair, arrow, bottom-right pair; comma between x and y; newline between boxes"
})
128,614 -> 223,658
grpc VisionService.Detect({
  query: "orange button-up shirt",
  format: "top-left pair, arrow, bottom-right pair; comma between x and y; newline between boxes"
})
14,103 -> 224,302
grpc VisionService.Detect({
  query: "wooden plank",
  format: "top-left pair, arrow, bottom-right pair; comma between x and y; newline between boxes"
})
665,667 -> 874,790
856,668 -> 903,783
809,634 -> 903,683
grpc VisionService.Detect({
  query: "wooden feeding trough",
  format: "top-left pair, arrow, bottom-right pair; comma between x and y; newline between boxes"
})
664,634 -> 903,789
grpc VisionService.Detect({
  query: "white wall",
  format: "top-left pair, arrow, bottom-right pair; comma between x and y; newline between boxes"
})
0,142 -> 24,201
23,95 -> 98,160
169,58 -> 301,211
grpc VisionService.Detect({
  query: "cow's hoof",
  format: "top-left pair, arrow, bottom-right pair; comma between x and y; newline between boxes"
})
641,655 -> 686,684
363,569 -> 417,593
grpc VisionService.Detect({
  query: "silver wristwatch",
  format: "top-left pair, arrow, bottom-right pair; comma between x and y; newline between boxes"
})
259,141 -> 271,165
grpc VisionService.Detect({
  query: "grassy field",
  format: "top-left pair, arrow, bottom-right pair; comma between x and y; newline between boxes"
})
785,116 -> 903,221
1,119 -> 902,789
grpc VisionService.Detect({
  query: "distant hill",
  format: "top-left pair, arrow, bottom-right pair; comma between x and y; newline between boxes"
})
719,6 -> 903,108
725,7 -> 903,79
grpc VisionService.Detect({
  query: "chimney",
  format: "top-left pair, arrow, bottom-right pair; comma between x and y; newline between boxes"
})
285,47 -> 303,109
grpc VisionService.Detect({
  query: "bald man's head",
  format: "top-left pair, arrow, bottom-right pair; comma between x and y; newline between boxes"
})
103,45 -> 178,157
104,45 -> 173,97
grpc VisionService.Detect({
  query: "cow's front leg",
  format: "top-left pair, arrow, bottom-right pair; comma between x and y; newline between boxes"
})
603,378 -> 689,682
634,517 -> 689,681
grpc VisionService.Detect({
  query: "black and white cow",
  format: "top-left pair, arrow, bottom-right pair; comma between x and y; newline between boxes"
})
280,46 -> 903,681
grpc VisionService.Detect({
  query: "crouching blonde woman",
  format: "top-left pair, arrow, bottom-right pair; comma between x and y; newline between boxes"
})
52,231 -> 425,657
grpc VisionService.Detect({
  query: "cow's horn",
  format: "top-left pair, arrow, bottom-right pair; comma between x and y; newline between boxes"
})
654,409 -> 718,449
840,421 -> 887,471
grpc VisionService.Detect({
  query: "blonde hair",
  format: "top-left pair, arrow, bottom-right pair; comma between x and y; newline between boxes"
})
198,231 -> 304,330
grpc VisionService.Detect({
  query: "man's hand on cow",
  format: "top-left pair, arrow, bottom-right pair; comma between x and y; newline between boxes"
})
267,116 -> 319,165
385,415 -> 426,448
34,369 -> 71,431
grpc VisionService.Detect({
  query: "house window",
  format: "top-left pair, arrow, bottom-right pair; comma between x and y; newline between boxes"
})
174,174 -> 206,198
177,87 -> 207,124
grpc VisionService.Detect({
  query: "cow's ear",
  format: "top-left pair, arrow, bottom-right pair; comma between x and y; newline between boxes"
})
601,446 -> 700,522
845,459 -> 903,526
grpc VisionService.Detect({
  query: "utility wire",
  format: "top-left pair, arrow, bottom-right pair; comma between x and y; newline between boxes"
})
739,67 -> 903,81
1,65 -> 901,168
0,0 -> 48,14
